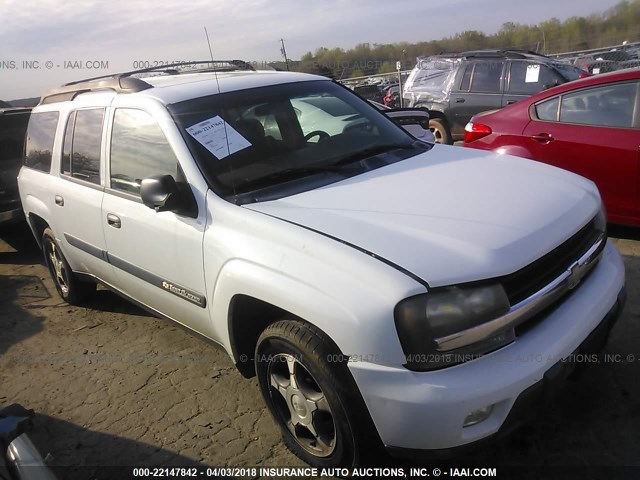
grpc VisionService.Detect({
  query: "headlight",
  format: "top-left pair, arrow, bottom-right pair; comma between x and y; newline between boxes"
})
394,284 -> 514,371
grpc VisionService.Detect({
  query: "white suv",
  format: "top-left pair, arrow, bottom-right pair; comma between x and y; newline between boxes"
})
18,61 -> 625,466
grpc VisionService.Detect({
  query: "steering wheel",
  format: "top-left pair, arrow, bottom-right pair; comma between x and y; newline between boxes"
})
304,130 -> 330,142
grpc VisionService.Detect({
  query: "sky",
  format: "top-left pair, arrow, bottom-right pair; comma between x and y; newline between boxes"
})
0,0 -> 625,100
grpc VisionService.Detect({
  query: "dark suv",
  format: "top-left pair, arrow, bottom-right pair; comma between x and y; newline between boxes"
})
0,107 -> 31,225
403,50 -> 587,143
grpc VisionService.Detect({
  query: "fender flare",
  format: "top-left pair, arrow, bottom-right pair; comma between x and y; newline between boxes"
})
22,195 -> 52,248
210,258 -> 361,362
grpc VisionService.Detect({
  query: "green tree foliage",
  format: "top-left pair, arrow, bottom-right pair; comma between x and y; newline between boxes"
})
293,0 -> 640,78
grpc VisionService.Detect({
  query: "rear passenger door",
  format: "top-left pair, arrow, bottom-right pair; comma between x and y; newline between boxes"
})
450,60 -> 505,137
52,108 -> 114,283
101,106 -> 212,337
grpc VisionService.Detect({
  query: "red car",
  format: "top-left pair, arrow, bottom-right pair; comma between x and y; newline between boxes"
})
464,68 -> 640,226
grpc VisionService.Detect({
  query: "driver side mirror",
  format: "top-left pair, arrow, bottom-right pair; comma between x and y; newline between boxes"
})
140,175 -> 185,213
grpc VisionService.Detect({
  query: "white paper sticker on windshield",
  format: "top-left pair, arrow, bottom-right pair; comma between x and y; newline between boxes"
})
525,64 -> 540,83
186,116 -> 251,160
592,67 -> 601,74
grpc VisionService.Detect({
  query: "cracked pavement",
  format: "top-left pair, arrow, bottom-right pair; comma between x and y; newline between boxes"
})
1,222 -> 639,479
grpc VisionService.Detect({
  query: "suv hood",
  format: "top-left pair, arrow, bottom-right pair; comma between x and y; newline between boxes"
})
245,145 -> 601,287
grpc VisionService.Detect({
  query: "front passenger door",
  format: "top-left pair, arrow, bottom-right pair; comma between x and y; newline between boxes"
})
101,107 -> 212,337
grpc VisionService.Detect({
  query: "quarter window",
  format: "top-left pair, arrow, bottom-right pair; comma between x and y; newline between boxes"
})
535,97 -> 560,121
110,109 -> 177,195
62,108 -> 104,184
24,111 -> 59,172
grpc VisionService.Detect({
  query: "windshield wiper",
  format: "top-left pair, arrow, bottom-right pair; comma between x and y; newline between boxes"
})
329,142 -> 415,167
234,166 -> 349,194
235,143 -> 415,194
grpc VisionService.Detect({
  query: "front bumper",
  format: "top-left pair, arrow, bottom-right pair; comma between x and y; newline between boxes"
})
348,241 -> 625,452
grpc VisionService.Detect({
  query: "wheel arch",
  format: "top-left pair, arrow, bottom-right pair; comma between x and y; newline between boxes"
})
228,294 -> 290,378
214,260 -> 362,378
26,212 -> 51,250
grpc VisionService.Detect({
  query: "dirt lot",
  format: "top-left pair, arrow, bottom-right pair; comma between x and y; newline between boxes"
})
1,221 -> 639,479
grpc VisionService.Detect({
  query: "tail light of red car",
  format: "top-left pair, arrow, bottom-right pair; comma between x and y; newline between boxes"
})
464,122 -> 492,143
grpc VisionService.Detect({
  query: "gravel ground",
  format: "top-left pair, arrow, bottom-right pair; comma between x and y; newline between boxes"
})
1,221 -> 639,480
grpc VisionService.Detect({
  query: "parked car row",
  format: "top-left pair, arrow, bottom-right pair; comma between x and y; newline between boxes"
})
402,49 -> 588,144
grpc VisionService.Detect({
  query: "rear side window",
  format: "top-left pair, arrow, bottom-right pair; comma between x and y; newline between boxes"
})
559,82 -> 638,128
535,97 -> 560,121
533,81 -> 639,128
109,108 -> 177,195
62,108 -> 104,184
24,111 -> 59,172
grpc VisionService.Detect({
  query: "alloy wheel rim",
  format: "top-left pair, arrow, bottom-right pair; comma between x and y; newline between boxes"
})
47,240 -> 69,295
267,353 -> 336,457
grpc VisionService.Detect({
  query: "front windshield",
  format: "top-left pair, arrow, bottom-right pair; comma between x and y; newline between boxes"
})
169,80 -> 427,203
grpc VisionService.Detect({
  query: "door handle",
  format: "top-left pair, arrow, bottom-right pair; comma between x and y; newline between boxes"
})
530,133 -> 554,143
54,195 -> 64,206
107,213 -> 121,229
455,98 -> 465,103
506,100 -> 517,105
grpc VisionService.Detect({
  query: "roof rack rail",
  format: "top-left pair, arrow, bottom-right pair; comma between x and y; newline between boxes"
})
39,60 -> 255,105
39,77 -> 153,105
462,50 -> 526,59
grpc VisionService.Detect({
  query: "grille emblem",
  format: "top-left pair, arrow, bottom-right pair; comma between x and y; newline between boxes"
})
567,261 -> 588,290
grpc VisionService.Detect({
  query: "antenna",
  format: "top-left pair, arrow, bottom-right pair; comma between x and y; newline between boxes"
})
204,27 -> 215,63
204,26 -> 234,193
204,27 -> 221,94
280,38 -> 290,71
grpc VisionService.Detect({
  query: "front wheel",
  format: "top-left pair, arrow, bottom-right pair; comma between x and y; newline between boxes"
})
42,227 -> 96,305
255,320 -> 375,467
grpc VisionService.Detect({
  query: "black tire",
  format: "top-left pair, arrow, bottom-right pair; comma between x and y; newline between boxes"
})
42,227 -> 96,305
255,320 -> 380,467
429,118 -> 452,145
